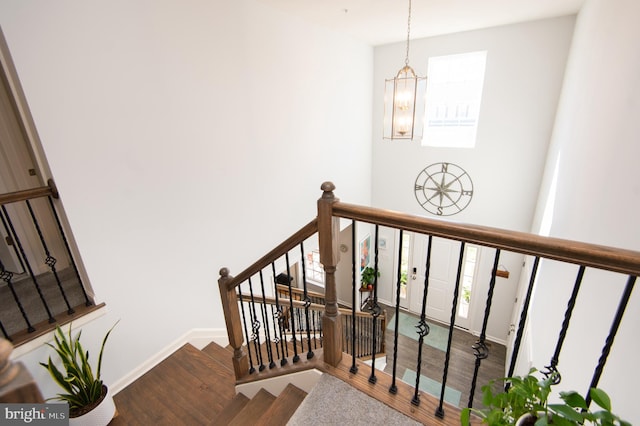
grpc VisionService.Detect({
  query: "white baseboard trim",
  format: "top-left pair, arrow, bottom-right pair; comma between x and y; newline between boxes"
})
110,327 -> 228,395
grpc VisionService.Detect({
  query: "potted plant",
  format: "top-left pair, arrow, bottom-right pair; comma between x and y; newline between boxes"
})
461,368 -> 629,426
361,266 -> 379,290
41,322 -> 118,426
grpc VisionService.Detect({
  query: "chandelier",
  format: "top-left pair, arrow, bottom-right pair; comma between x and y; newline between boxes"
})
383,0 -> 426,140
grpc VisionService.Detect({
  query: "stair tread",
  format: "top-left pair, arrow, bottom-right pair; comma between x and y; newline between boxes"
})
111,343 -> 235,425
214,393 -> 250,425
228,389 -> 276,426
254,383 -> 307,426
201,341 -> 234,372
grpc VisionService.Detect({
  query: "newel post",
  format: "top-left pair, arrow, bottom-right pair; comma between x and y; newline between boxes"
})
218,268 -> 249,379
318,182 -> 343,366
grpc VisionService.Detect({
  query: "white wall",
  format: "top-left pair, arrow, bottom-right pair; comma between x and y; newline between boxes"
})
528,0 -> 640,421
0,0 -> 372,398
371,17 -> 575,342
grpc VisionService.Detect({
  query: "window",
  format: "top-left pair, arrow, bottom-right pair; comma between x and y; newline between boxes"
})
305,249 -> 324,285
422,51 -> 487,148
458,245 -> 479,319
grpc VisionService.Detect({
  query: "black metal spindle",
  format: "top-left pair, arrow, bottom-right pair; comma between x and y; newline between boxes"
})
350,220 -> 358,374
468,249 -> 501,408
25,199 -> 74,315
0,260 -> 35,335
389,230 -> 405,394
507,256 -> 541,381
1,205 -> 56,324
47,197 -> 91,306
271,263 -> 288,365
247,278 -> 265,371
237,286 -> 256,374
284,252 -> 300,363
270,305 -> 281,361
585,275 -> 636,407
368,225 -> 382,384
436,241 -> 465,419
258,271 -> 276,369
543,265 -> 586,384
412,235 -> 433,406
299,243 -> 314,360
248,278 -> 264,371
312,310 -> 317,349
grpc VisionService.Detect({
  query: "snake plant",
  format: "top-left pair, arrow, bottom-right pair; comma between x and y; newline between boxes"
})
40,322 -> 117,413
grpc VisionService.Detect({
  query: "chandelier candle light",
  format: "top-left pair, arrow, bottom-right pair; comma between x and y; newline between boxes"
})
383,0 -> 426,140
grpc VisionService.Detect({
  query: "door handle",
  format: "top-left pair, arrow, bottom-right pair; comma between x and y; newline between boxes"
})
412,267 -> 417,280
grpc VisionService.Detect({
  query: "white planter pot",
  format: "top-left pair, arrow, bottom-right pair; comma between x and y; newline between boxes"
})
69,386 -> 116,426
516,412 -> 546,426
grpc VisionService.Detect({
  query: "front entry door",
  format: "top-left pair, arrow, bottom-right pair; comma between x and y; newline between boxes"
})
406,233 -> 474,329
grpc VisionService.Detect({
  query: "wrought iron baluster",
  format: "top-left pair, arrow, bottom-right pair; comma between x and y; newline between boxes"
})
350,220 -> 358,374
507,256 -> 540,382
284,252 -> 300,363
258,271 -> 275,369
468,249 -> 500,408
25,199 -> 74,315
543,265 -> 586,384
1,205 -> 55,324
47,197 -> 91,306
435,241 -> 465,419
368,225 -> 382,384
389,230 -> 404,394
412,235 -> 433,406
247,278 -> 264,371
271,263 -> 288,366
248,278 -> 264,371
585,275 -> 636,408
0,260 -> 34,335
311,309 -> 317,349
299,243 -> 314,360
270,305 -> 281,361
237,286 -> 255,374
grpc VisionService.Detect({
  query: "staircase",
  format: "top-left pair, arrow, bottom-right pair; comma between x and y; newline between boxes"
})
111,342 -> 308,425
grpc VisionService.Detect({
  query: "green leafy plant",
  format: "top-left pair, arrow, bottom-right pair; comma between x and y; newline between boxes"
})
361,266 -> 379,288
40,322 -> 118,414
460,368 -> 629,426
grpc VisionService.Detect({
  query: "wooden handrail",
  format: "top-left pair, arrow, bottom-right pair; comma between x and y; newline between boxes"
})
0,179 -> 58,206
275,284 -> 325,302
243,294 -> 386,319
333,201 -> 640,277
225,219 -> 318,291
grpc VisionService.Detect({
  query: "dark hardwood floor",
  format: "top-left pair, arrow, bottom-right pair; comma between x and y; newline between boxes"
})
378,303 -> 506,410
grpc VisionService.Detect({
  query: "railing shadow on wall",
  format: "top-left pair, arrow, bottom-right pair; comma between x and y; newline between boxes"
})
0,180 -> 101,347
218,182 -> 639,421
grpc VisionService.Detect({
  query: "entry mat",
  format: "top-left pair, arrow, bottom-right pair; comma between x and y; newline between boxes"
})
386,311 -> 449,352
401,368 -> 462,407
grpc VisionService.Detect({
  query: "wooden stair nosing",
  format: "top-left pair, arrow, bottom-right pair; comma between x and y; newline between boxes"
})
254,383 -> 307,426
201,341 -> 234,372
227,388 -> 276,426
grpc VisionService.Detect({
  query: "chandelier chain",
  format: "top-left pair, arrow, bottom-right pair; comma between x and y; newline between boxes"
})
405,0 -> 412,66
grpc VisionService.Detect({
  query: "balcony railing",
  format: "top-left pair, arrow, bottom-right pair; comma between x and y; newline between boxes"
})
0,180 -> 101,346
218,182 -> 639,423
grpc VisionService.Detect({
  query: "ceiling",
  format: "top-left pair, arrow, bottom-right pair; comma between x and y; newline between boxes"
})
257,0 -> 585,46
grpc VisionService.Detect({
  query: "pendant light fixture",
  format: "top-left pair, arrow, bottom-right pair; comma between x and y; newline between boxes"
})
383,0 -> 426,140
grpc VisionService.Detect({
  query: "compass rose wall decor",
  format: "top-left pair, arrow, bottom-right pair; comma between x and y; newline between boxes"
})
414,162 -> 474,216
